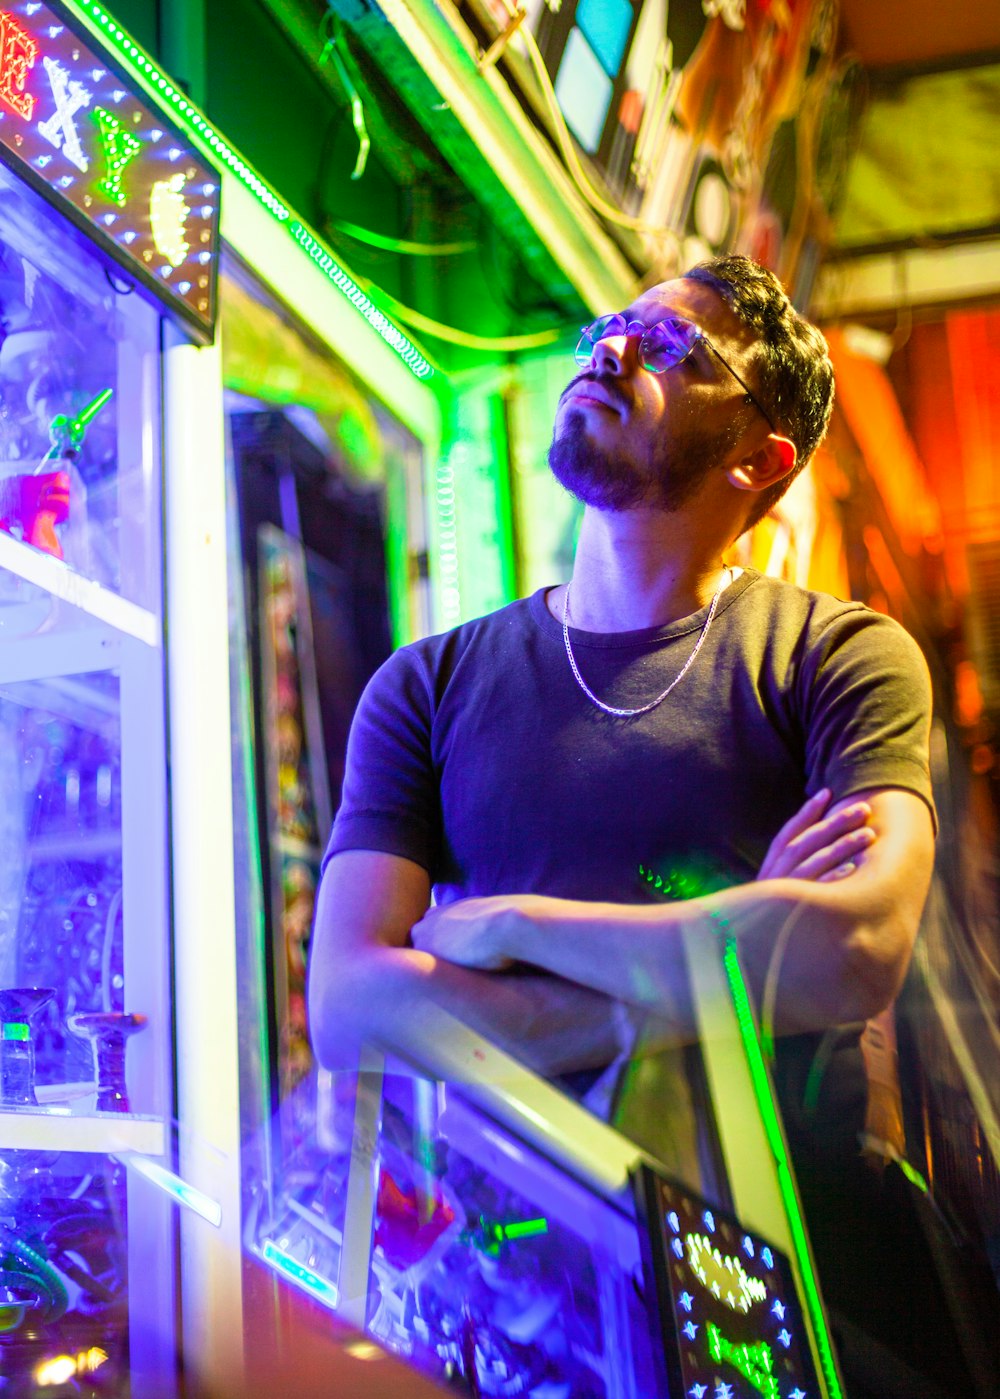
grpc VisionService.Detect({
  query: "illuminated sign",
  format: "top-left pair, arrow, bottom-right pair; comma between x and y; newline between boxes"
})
637,1168 -> 820,1399
0,0 -> 219,339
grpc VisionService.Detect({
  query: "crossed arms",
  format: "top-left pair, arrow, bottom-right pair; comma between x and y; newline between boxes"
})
308,787 -> 935,1074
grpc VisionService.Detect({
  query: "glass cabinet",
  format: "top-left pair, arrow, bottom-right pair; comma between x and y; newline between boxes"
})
0,156 -> 175,1395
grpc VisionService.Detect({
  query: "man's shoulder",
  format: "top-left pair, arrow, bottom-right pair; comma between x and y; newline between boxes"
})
406,592 -> 541,651
736,571 -> 927,687
738,570 -> 903,640
388,592 -> 545,679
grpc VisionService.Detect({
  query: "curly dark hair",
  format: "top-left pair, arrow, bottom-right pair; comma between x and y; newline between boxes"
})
684,254 -> 835,530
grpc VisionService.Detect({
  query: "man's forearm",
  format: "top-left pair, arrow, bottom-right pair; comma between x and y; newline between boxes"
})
309,943 -> 628,1076
494,875 -> 906,1034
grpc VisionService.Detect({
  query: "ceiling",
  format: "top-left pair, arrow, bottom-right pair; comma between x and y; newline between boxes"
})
838,0 -> 1000,70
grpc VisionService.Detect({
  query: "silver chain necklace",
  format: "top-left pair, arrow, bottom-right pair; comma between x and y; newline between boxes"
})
562,568 -> 732,718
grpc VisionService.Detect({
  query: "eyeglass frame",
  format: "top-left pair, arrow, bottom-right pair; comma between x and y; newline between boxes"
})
575,313 -> 777,433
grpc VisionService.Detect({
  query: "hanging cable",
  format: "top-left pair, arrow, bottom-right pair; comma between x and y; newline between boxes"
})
328,219 -> 476,256
319,14 -> 370,181
377,289 -> 565,351
483,0 -> 681,254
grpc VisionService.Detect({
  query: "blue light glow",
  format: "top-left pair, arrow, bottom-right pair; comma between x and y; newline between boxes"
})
117,1154 -> 222,1227
259,1238 -> 339,1310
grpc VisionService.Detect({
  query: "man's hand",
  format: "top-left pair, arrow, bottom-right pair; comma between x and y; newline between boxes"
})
411,895 -> 522,970
757,788 -> 876,883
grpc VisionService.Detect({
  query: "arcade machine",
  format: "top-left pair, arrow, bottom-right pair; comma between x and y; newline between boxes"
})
0,0 -> 221,1392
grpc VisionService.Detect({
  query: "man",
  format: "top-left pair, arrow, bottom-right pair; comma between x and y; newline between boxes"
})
309,255 -> 934,1079
309,254 -> 946,1394
309,257 -> 951,1393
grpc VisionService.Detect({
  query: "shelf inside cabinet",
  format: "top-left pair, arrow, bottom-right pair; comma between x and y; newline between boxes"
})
0,531 -> 157,647
0,1105 -> 166,1155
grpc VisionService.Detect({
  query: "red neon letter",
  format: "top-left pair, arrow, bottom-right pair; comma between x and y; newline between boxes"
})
0,12 -> 37,121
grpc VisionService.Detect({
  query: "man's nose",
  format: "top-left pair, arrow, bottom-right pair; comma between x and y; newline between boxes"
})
590,333 -> 633,376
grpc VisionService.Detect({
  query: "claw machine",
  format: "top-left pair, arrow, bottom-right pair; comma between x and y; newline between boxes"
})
0,1 -> 221,1391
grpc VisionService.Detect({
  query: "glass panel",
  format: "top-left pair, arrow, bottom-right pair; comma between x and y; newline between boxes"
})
368,1069 -> 664,1394
0,161 -> 162,611
0,671 -> 124,1094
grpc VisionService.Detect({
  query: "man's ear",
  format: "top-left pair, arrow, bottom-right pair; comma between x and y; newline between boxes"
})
726,435 -> 798,494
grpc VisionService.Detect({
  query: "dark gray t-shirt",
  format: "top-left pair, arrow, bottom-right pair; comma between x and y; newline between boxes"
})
325,568 -> 935,902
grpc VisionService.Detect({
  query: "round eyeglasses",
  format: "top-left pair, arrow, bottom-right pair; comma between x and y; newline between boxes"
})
575,313 -> 776,431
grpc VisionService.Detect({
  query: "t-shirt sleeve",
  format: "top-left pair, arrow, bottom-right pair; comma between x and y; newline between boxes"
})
321,646 -> 440,875
799,607 -> 937,827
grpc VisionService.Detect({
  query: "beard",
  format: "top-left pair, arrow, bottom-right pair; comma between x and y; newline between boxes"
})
548,407 -> 737,514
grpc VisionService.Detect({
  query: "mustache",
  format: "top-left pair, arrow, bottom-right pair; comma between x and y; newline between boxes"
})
559,370 -> 631,412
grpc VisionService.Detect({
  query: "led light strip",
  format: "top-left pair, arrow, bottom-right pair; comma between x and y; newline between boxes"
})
289,222 -> 433,379
74,2 -> 434,379
721,936 -> 844,1399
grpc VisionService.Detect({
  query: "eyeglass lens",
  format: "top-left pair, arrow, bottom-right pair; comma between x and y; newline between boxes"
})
575,315 -> 699,371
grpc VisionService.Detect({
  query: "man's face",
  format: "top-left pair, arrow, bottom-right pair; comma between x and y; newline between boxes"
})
548,278 -> 765,513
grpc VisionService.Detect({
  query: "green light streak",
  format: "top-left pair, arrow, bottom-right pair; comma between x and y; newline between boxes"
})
502,1217 -> 548,1240
1,1023 -> 29,1041
897,1156 -> 929,1194
71,4 -> 433,380
721,936 -> 843,1399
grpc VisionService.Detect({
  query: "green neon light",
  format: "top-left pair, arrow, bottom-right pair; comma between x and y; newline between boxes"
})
93,106 -> 141,207
1,1023 -> 29,1041
72,4 -> 433,381
706,1321 -> 778,1399
289,223 -> 433,379
721,935 -> 843,1399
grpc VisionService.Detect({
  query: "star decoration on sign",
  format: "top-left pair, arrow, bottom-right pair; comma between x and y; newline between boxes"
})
688,1386 -> 707,1399
714,1383 -> 734,1399
789,1390 -> 807,1399
742,1235 -> 755,1257
703,1210 -> 716,1233
672,1238 -> 685,1258
679,1291 -> 694,1312
668,1211 -> 681,1233
772,1299 -> 786,1320
682,1321 -> 699,1341
777,1328 -> 792,1348
761,1247 -> 774,1269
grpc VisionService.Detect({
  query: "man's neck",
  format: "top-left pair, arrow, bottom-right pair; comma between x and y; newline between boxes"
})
549,506 -> 734,632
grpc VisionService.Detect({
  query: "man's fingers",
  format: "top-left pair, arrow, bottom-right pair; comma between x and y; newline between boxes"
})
818,861 -> 857,883
778,801 -> 872,867
789,825 -> 877,880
